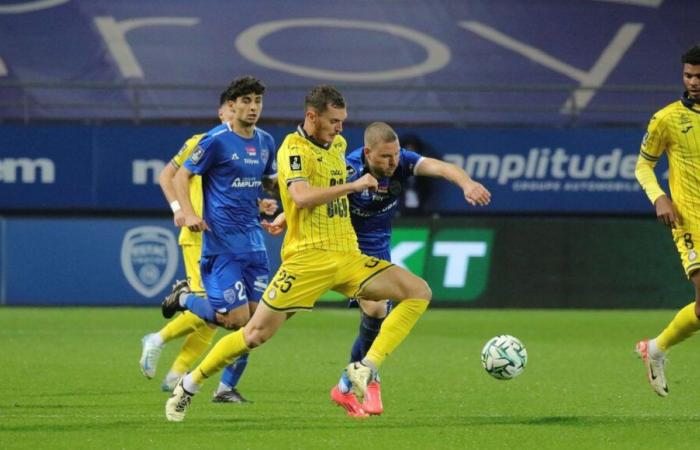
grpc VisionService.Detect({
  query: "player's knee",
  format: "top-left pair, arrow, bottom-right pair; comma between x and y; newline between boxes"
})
243,328 -> 270,348
406,277 -> 432,301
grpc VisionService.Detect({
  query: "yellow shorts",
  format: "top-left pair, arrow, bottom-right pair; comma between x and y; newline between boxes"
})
181,244 -> 205,294
672,226 -> 700,277
262,249 -> 394,312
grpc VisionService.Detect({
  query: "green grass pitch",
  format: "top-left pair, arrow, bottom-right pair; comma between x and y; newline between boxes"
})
1,307 -> 698,449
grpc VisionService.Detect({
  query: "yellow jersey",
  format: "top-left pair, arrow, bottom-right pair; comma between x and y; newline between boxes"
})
171,133 -> 205,246
276,128 -> 359,259
636,97 -> 700,225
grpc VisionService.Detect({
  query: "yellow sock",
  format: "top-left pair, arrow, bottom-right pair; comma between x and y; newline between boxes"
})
656,302 -> 700,351
191,330 -> 250,385
171,325 -> 217,374
159,312 -> 206,343
365,299 -> 428,368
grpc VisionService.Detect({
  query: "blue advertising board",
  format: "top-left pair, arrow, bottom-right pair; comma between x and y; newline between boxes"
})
0,217 -> 283,306
0,124 -> 665,214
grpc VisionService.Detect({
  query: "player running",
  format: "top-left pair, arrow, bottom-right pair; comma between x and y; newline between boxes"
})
146,75 -> 277,404
635,44 -> 700,397
164,85 -> 432,422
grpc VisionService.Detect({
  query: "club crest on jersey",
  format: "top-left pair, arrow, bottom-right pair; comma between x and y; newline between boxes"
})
346,165 -> 356,178
289,155 -> 302,171
120,226 -> 178,298
246,146 -> 257,156
261,147 -> 270,165
190,146 -> 205,164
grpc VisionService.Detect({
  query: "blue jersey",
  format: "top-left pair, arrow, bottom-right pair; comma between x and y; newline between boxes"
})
184,123 -> 277,256
345,146 -> 423,256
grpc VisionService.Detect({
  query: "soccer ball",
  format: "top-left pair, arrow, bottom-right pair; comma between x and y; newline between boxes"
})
480,334 -> 527,380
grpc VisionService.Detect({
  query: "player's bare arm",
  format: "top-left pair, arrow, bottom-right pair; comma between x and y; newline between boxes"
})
173,165 -> 208,232
158,161 -> 187,226
415,157 -> 491,206
287,173 -> 378,209
654,195 -> 681,228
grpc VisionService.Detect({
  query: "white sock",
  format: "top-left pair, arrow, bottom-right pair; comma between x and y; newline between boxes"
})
165,370 -> 183,383
182,374 -> 201,394
178,292 -> 189,307
648,339 -> 665,359
151,333 -> 164,346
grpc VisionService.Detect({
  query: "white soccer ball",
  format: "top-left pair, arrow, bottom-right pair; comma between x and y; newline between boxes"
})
480,334 -> 527,380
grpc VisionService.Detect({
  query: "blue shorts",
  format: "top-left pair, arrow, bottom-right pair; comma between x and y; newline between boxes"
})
200,251 -> 269,313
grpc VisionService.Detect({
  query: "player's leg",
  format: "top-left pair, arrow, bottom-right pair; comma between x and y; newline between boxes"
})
160,244 -> 216,390
141,245 -> 205,380
331,254 -> 430,413
637,229 -> 700,397
336,299 -> 389,414
166,301 -> 290,422
212,252 -> 270,403
166,252 -> 328,421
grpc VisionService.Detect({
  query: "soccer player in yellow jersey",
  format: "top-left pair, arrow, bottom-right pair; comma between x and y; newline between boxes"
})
635,44 -> 700,398
165,85 -> 432,421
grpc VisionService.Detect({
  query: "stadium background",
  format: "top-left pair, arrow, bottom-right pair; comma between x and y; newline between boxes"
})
0,0 -> 694,308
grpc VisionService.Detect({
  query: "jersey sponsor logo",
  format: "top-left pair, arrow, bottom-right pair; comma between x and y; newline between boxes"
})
120,226 -> 178,298
289,155 -> 302,171
244,158 -> 260,164
0,157 -> 55,184
190,146 -> 205,164
246,146 -> 256,156
231,177 -> 263,188
330,169 -> 343,176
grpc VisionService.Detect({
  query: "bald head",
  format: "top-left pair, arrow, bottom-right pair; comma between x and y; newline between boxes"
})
364,122 -> 398,149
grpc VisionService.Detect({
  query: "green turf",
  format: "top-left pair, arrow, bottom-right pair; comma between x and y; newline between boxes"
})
0,307 -> 697,449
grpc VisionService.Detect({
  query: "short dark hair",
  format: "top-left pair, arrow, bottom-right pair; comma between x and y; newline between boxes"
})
220,76 -> 266,105
681,44 -> 700,65
304,85 -> 346,114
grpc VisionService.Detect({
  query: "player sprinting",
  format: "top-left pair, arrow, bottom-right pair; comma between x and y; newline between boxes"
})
145,76 -> 277,403
164,85 -> 432,422
334,122 -> 490,415
263,122 -> 490,415
635,44 -> 700,397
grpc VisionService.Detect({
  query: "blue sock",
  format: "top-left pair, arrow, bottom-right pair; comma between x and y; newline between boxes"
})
220,353 -> 249,389
351,313 -> 384,361
184,294 -> 216,322
350,336 -> 363,362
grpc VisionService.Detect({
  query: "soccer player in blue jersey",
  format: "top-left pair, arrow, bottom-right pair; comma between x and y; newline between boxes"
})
264,121 -> 490,416
159,75 -> 278,403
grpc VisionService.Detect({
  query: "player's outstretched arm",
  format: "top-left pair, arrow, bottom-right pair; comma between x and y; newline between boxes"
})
287,174 -> 378,209
415,157 -> 491,206
173,166 -> 208,232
